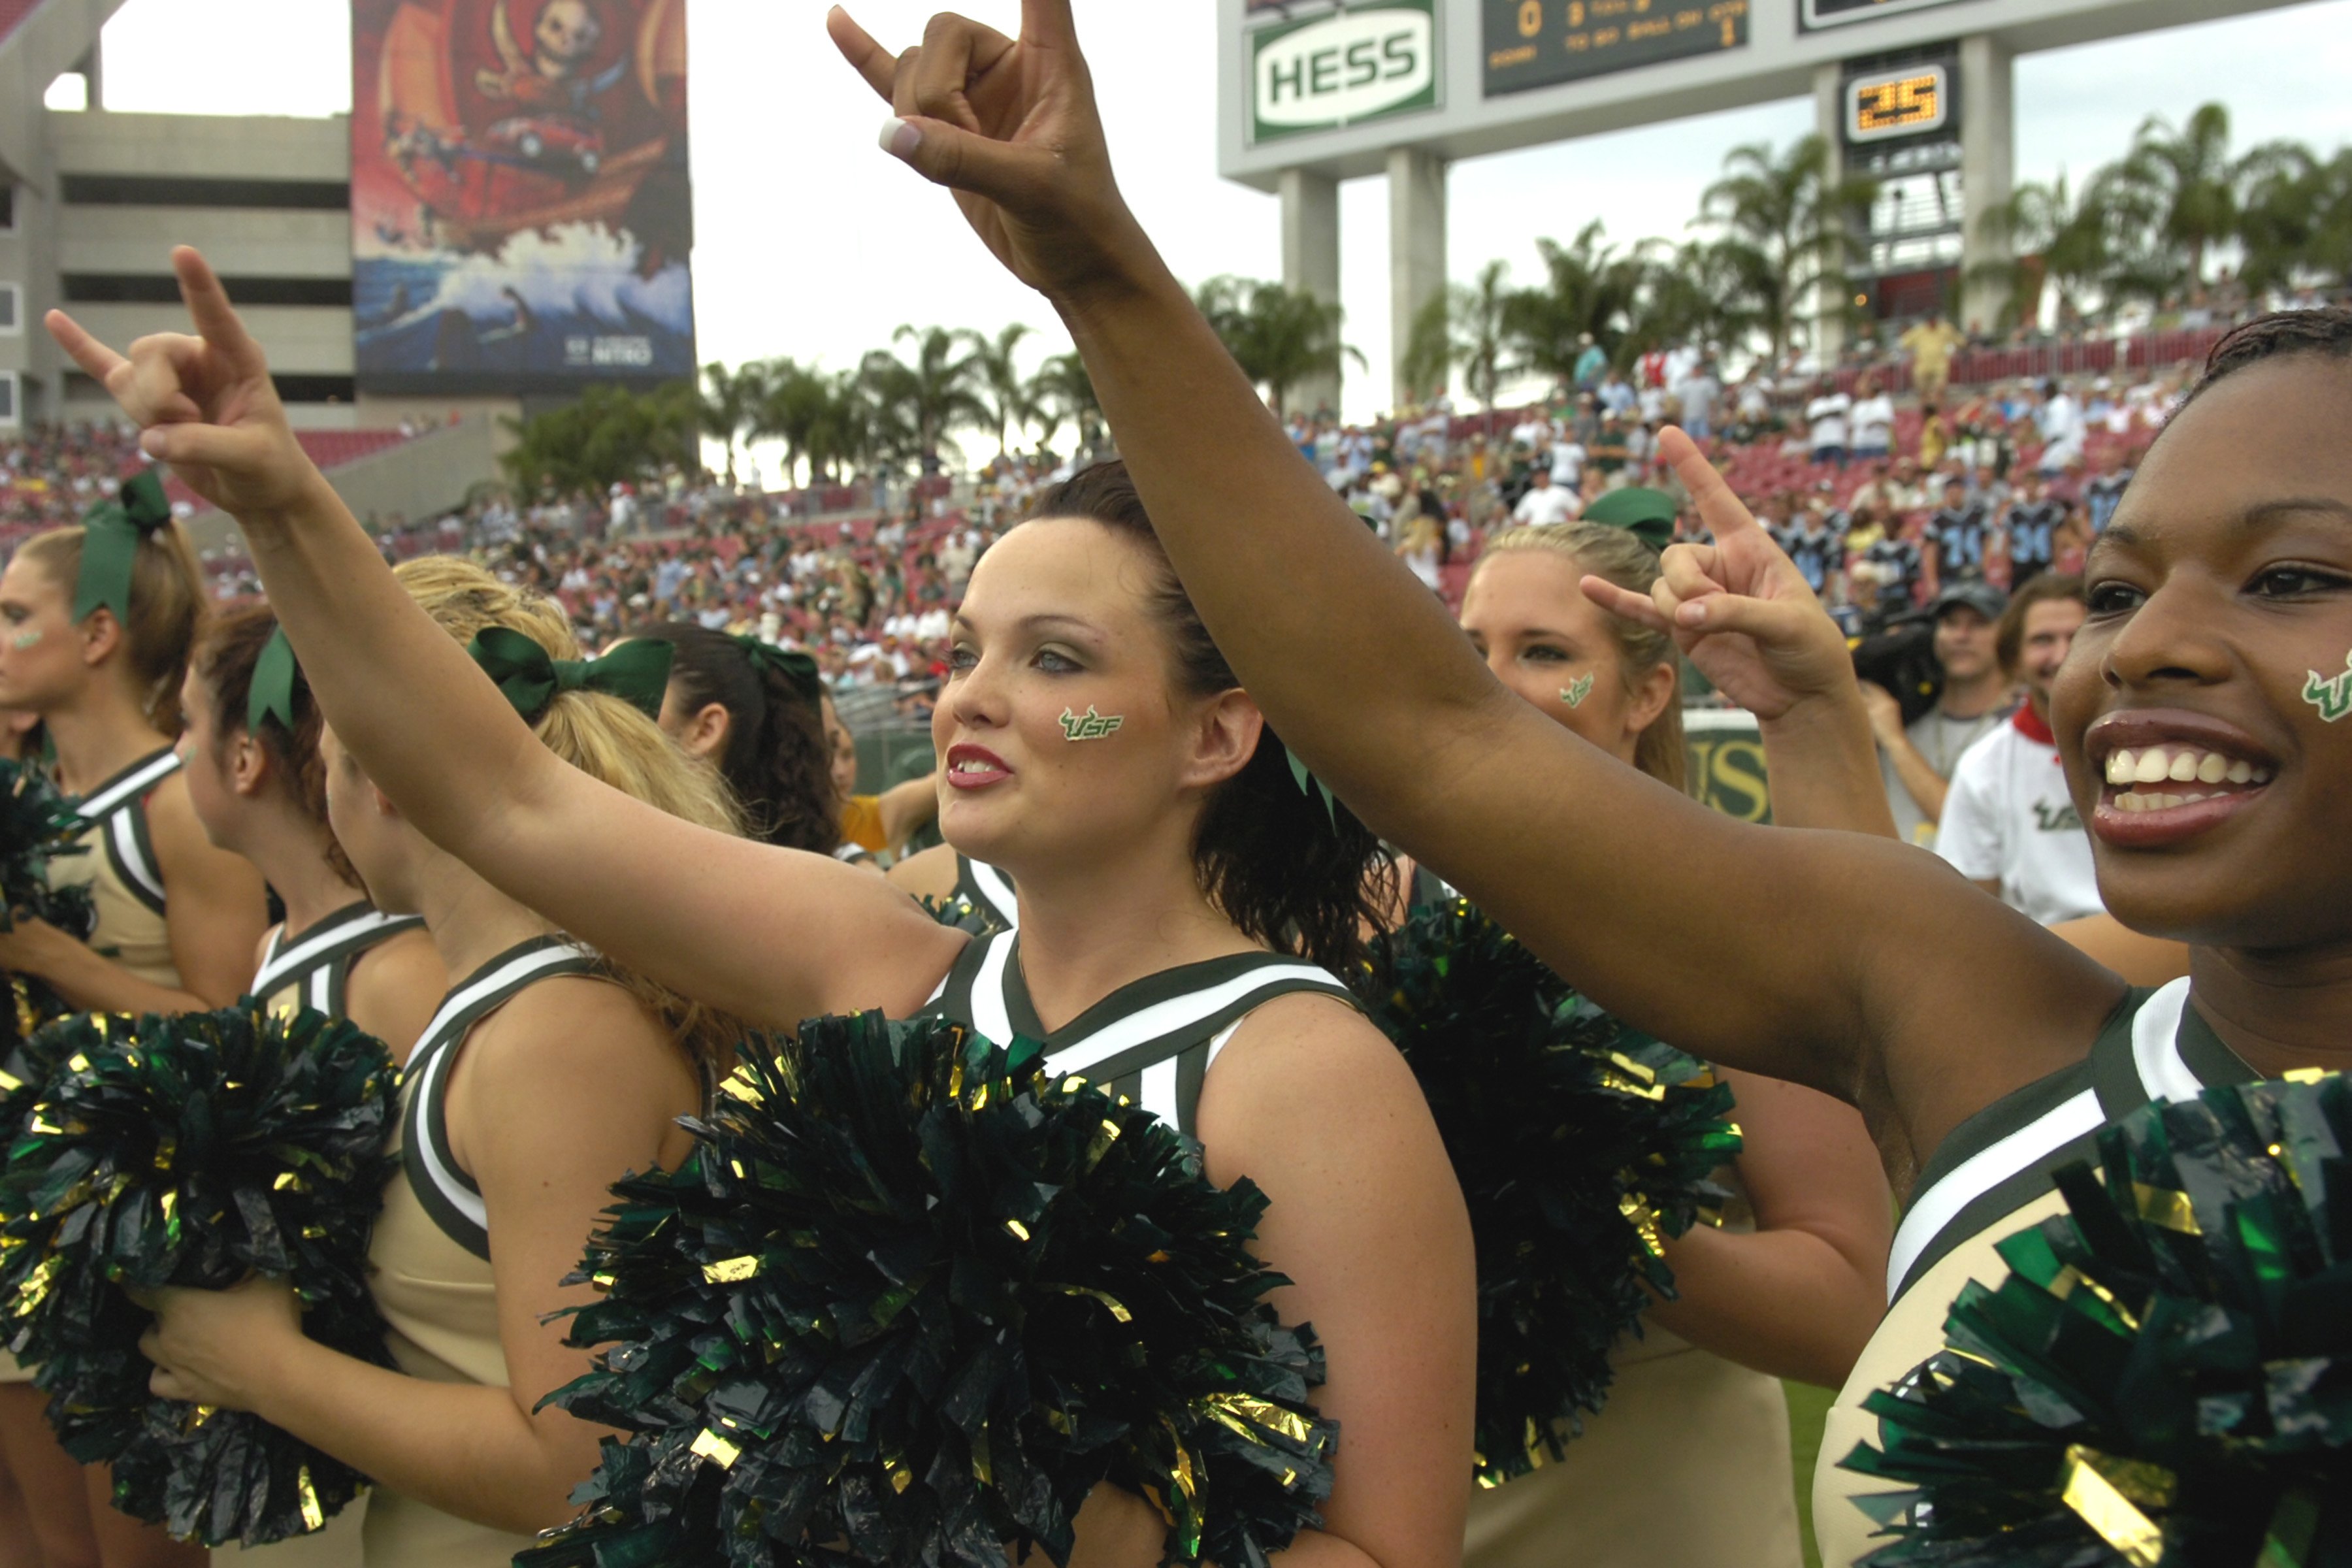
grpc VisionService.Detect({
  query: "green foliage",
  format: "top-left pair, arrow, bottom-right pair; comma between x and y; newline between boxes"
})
522,1013 -> 1337,1568
1698,134 -> 1878,361
500,381 -> 700,498
1196,276 -> 1365,417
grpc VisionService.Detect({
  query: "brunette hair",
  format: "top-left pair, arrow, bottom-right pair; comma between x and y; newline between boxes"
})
1995,572 -> 2087,676
1475,523 -> 1690,792
18,517 -> 208,732
193,605 -> 351,881
392,558 -> 745,1079
632,622 -> 840,853
1028,462 -> 1388,975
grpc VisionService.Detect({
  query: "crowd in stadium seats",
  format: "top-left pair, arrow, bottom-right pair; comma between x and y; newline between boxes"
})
0,329 -> 2222,717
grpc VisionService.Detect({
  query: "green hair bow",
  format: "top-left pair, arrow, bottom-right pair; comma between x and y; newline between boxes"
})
468,627 -> 673,723
248,626 -> 301,734
730,634 -> 826,706
73,470 -> 173,626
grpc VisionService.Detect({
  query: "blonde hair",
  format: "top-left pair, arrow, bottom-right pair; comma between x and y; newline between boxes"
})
20,520 -> 209,732
1476,524 -> 1688,792
393,556 -> 746,1077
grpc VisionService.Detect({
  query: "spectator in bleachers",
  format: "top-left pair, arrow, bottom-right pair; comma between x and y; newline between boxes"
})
2083,446 -> 2134,533
1848,374 -> 1895,463
1900,311 -> 1967,403
1804,378 -> 1852,468
1862,581 -> 2013,847
1928,475 -> 1989,585
1509,467 -> 1578,529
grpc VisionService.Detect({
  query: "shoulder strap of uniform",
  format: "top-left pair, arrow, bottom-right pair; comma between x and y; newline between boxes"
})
1037,951 -> 1357,1085
921,927 -> 1005,1034
402,936 -> 600,1260
73,747 -> 182,821
955,855 -> 1019,931
253,902 -> 429,1017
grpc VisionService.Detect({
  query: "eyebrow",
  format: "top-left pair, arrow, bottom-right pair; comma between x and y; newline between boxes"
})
2089,498 -> 2352,565
949,612 -> 1104,641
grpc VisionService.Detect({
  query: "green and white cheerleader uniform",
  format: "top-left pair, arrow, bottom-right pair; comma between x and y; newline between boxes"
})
252,901 -> 426,1023
923,928 -> 1353,1135
0,747 -> 187,1390
940,854 -> 1017,936
50,745 -> 184,990
365,936 -> 606,1568
223,902 -> 425,1566
1814,978 -> 2255,1566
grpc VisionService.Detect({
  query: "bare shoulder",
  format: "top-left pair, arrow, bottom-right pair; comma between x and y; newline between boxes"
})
342,927 -> 448,1063
885,843 -> 960,903
463,973 -> 689,1099
1195,991 -> 1425,1149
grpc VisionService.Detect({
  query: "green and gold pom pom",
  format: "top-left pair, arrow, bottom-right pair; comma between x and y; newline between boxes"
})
1357,898 -> 1743,1488
520,1011 -> 1337,1568
1842,1070 -> 2352,1567
0,1004 -> 402,1546
0,757 -> 97,1062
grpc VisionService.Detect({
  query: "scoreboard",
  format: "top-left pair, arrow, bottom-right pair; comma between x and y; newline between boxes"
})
1483,0 -> 1750,95
1844,59 -> 1953,142
1801,0 -> 1980,29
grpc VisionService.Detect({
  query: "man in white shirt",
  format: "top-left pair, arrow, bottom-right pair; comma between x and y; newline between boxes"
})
1805,381 -> 1852,467
2036,378 -> 2087,476
1511,468 -> 1581,528
1935,576 -> 2101,924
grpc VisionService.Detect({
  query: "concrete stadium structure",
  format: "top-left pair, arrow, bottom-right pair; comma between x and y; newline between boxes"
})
0,0 -> 512,523
1219,0 -> 2315,402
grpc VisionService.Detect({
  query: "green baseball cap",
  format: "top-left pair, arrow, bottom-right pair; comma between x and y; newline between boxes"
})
1580,487 -> 1678,552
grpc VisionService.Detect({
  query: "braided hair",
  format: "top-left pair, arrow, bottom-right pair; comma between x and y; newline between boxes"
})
2178,307 -> 2352,415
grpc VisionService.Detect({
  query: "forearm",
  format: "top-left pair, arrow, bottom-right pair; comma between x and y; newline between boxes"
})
251,1335 -> 590,1535
1761,698 -> 1901,839
1643,1224 -> 1885,1389
877,776 -> 939,847
1054,267 -> 1876,1079
234,467 -> 556,864
18,938 -> 216,1015
1881,736 -> 1949,826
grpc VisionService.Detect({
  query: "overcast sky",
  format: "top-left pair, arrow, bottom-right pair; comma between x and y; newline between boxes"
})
83,0 -> 2352,424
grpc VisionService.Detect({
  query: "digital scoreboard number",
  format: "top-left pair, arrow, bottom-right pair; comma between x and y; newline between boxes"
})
1483,0 -> 1749,97
1844,61 -> 1952,143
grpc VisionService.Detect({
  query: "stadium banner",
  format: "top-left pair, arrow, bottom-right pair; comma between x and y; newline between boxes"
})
1685,708 -> 1771,824
351,0 -> 694,395
1249,0 -> 1440,146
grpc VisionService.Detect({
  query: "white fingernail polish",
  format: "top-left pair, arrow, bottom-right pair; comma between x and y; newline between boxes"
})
879,117 -> 921,159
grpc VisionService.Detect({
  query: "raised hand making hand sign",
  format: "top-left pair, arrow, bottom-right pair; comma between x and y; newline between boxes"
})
44,248 -> 323,521
826,1 -> 1154,308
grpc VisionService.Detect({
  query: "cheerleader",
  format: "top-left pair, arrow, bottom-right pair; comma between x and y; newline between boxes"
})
1449,521 -> 1889,1568
53,255 -> 1477,1568
823,14 -> 2352,1561
182,607 -> 445,1060
630,621 -> 843,855
135,558 -> 743,1568
0,469 -> 265,1568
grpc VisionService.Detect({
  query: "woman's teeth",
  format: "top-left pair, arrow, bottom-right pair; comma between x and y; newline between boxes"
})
2103,745 -> 2268,790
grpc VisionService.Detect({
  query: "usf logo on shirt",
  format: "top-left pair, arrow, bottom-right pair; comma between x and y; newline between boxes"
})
2032,801 -> 2084,833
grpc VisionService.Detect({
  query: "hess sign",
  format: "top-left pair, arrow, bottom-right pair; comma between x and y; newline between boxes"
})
1251,0 -> 1439,144
1846,63 -> 1951,143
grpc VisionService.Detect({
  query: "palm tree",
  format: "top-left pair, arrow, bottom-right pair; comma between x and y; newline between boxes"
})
1499,222 -> 1648,389
2236,144 -> 2352,297
696,359 -> 768,489
1969,173 -> 2117,329
1622,237 -> 1767,364
1697,135 -> 1878,361
2100,105 -> 2245,297
752,359 -> 830,489
1194,276 -> 1365,417
962,323 -> 1036,458
862,325 -> 990,472
1402,259 -> 1514,410
1028,353 -> 1103,457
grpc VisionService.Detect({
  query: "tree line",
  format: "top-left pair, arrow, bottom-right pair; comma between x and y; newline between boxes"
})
502,102 -> 2347,496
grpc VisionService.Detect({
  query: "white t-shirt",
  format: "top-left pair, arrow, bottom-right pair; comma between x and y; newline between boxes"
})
1548,440 -> 1587,487
1512,485 -> 1580,528
1850,393 -> 1895,451
1806,393 -> 1852,450
1934,715 -> 2105,926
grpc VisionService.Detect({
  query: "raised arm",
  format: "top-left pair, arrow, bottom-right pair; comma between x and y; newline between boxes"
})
46,256 -> 960,1029
828,2 -> 2119,1168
